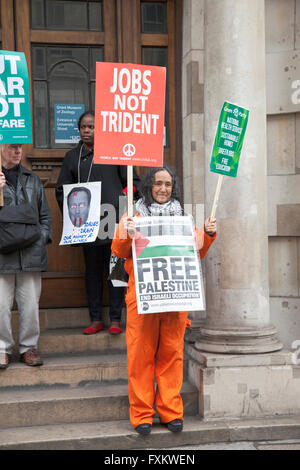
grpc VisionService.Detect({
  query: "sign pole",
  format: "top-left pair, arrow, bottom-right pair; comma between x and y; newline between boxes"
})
210,174 -> 223,219
0,151 -> 3,207
127,165 -> 133,217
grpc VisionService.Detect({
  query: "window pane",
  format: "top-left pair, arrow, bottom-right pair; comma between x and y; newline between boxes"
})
90,48 -> 104,78
31,0 -> 103,31
49,61 -> 89,147
32,47 -> 47,79
91,81 -> 95,110
46,1 -> 87,30
141,2 -> 167,34
89,2 -> 103,31
142,47 -> 169,147
32,45 -> 100,148
31,0 -> 45,28
33,81 -> 49,148
142,46 -> 167,67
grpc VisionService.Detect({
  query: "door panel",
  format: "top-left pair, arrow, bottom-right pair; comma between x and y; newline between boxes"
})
11,0 -> 115,307
0,0 -> 15,50
1,0 -> 181,308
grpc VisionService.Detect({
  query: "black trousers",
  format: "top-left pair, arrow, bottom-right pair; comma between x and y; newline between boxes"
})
82,243 -> 125,322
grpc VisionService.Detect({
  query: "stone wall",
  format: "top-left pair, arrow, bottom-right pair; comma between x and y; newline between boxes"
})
182,0 -> 300,421
182,0 -> 205,322
182,0 -> 300,348
265,0 -> 300,348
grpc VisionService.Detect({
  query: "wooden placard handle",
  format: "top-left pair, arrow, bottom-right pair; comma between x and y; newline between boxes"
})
127,165 -> 133,217
210,174 -> 223,219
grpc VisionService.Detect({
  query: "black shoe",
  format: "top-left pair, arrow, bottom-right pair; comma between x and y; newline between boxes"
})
167,419 -> 183,432
135,423 -> 151,435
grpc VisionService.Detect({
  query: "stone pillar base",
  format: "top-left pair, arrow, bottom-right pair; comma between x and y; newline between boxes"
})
196,326 -> 283,354
185,345 -> 300,420
185,319 -> 206,344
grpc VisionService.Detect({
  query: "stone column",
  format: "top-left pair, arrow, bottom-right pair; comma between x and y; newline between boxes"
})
197,0 -> 282,353
181,0 -> 206,333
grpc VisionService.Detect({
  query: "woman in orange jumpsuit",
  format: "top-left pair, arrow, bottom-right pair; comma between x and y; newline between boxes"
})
111,166 -> 216,435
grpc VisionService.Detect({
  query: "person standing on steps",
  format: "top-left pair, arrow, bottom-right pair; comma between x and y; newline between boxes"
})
111,166 -> 217,435
56,111 -> 140,335
0,144 -> 52,368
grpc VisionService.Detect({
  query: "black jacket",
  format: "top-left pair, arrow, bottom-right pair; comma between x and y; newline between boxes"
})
55,142 -> 140,244
0,165 -> 52,273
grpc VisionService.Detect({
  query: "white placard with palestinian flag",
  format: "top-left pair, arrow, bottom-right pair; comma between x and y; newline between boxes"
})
132,215 -> 205,314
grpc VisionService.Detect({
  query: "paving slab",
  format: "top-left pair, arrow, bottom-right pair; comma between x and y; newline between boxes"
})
255,440 -> 300,450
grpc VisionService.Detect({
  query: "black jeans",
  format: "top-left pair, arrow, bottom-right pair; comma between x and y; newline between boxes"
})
82,243 -> 125,322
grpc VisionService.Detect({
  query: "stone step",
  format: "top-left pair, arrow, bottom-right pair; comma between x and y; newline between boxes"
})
38,328 -> 127,355
12,307 -> 127,332
0,415 -> 299,450
0,382 -> 198,429
0,353 -> 127,388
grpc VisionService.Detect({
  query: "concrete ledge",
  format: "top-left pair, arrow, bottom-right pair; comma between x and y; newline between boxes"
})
38,328 -> 127,355
0,353 -> 128,388
185,345 -> 295,367
12,307 -> 127,332
0,382 -> 198,429
0,415 -> 299,450
185,347 -> 300,419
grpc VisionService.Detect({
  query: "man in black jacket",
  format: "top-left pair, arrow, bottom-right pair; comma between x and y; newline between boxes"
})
0,144 -> 52,369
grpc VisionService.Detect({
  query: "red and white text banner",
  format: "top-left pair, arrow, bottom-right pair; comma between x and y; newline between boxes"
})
94,62 -> 166,167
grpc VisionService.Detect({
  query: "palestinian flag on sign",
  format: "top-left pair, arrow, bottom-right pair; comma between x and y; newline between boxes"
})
134,232 -> 194,259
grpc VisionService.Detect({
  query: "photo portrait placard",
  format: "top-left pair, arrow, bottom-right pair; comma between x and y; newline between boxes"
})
59,182 -> 101,245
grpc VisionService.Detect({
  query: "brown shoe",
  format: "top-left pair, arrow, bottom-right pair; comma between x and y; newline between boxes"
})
20,348 -> 43,367
0,353 -> 10,369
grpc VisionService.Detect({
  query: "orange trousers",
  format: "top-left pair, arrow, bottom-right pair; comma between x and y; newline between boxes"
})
126,304 -> 189,428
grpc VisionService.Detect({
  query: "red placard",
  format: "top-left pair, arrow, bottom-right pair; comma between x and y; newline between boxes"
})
94,62 -> 166,167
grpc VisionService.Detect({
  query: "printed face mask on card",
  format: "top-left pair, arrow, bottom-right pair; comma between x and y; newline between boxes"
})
67,190 -> 90,227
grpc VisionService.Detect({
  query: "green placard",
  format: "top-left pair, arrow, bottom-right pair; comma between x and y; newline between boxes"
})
0,51 -> 32,144
210,101 -> 249,177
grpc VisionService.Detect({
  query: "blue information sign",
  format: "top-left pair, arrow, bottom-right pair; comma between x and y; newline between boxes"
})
54,104 -> 85,143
